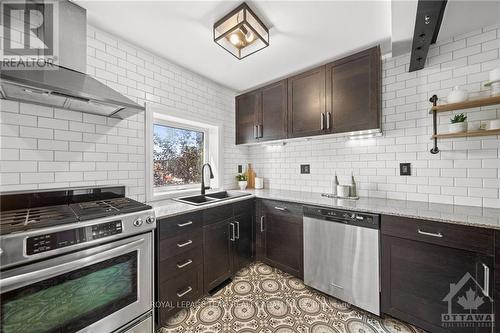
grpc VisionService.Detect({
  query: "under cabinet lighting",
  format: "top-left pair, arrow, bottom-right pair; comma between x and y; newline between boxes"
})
213,2 -> 269,59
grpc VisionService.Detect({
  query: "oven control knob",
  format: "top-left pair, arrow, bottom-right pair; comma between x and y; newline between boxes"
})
133,218 -> 143,227
146,216 -> 155,224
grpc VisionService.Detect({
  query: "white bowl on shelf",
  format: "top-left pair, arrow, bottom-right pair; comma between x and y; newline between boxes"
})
447,86 -> 468,103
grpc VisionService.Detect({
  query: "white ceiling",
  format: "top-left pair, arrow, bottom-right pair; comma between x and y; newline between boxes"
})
75,1 -> 391,92
391,0 -> 500,57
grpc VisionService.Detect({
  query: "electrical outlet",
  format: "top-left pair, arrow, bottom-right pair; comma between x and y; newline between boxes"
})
400,163 -> 411,176
300,164 -> 310,174
238,165 -> 242,173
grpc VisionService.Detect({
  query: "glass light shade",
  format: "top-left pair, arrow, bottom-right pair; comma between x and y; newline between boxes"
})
214,3 -> 269,60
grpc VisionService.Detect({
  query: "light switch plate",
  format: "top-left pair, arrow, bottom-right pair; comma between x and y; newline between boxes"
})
300,164 -> 310,174
400,163 -> 411,176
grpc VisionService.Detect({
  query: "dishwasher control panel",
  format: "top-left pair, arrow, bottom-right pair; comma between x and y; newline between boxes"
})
303,206 -> 379,229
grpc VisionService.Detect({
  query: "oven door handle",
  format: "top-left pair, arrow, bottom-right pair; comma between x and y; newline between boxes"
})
0,238 -> 145,292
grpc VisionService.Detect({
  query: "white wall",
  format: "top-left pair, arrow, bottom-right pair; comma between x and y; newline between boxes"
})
0,25 -> 248,201
249,24 -> 500,208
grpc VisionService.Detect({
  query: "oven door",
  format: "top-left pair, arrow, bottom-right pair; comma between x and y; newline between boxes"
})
0,232 -> 152,333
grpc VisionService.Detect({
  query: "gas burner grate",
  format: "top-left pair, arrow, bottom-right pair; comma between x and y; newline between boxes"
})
71,197 -> 150,221
0,205 -> 78,235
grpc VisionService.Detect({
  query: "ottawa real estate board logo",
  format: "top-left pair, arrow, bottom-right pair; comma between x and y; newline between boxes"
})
1,0 -> 58,69
442,272 -> 494,328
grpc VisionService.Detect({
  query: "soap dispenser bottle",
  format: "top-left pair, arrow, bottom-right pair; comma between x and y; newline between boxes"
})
332,173 -> 339,196
350,173 -> 357,197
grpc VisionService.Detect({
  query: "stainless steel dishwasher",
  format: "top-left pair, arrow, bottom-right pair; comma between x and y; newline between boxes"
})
303,206 -> 380,315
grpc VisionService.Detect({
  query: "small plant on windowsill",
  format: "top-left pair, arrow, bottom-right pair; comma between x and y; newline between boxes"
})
236,173 -> 248,190
449,113 -> 467,134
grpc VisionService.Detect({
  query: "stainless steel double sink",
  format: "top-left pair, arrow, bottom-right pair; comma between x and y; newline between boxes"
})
173,191 -> 251,206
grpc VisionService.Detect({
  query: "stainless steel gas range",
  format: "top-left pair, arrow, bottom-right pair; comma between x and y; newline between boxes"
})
0,186 -> 156,333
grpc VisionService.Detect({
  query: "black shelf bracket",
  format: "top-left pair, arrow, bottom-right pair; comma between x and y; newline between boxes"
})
429,94 -> 439,154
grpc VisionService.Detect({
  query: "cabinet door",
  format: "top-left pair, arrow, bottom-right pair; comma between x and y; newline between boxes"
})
382,235 -> 494,333
287,66 -> 326,138
233,211 -> 254,272
261,201 -> 303,278
236,91 -> 259,144
203,219 -> 233,292
326,46 -> 380,134
259,80 -> 287,141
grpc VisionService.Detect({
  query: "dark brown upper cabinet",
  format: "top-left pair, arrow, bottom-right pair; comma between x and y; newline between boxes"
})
259,80 -> 287,141
236,90 -> 260,144
287,66 -> 326,138
235,80 -> 287,144
235,46 -> 381,144
326,46 -> 380,134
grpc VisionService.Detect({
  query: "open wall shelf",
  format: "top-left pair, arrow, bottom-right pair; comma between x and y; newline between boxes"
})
432,129 -> 500,139
430,95 -> 500,113
428,94 -> 500,154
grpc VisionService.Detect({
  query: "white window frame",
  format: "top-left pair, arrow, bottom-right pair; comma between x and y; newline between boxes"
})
145,104 -> 222,202
152,120 -> 208,193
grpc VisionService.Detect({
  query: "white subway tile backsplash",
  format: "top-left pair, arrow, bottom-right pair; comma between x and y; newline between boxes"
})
249,24 -> 500,208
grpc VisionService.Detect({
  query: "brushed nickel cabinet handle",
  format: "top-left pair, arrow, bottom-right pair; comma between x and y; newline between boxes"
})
482,263 -> 490,297
229,222 -> 236,241
260,216 -> 265,232
176,286 -> 192,298
177,240 -> 193,248
176,259 -> 193,268
320,113 -> 325,130
326,112 -> 331,130
417,229 -> 443,238
234,221 -> 240,239
254,125 -> 258,139
177,221 -> 193,227
274,206 -> 287,211
330,282 -> 344,289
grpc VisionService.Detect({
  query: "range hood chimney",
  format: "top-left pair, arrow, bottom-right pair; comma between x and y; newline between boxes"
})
0,0 -> 145,119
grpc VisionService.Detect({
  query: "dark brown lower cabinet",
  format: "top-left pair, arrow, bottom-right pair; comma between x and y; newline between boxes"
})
156,212 -> 204,326
156,199 -> 255,327
381,215 -> 494,333
495,231 -> 500,333
256,199 -> 303,278
233,211 -> 253,271
203,219 -> 234,292
203,209 -> 255,293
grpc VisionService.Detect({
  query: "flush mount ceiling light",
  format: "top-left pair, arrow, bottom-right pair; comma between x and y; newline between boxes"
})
213,2 -> 269,60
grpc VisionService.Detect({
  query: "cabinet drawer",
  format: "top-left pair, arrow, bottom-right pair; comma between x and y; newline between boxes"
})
158,211 -> 202,240
159,228 -> 202,260
158,264 -> 203,325
233,198 -> 254,216
262,199 -> 303,220
158,245 -> 203,283
381,215 -> 494,255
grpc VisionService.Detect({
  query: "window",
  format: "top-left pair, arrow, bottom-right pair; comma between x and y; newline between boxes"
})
153,123 -> 206,191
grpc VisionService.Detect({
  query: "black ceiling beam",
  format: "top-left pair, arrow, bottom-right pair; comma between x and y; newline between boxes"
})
409,0 -> 447,72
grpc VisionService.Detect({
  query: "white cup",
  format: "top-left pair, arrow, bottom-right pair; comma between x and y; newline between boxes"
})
255,177 -> 264,189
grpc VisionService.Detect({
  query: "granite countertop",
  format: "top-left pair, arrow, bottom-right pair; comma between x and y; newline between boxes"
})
244,189 -> 500,230
149,189 -> 500,230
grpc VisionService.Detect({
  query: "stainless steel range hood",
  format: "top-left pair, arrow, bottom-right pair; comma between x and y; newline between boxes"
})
0,1 -> 144,119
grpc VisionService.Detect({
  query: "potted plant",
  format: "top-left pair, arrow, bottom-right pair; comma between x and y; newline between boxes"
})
236,173 -> 248,190
449,113 -> 467,133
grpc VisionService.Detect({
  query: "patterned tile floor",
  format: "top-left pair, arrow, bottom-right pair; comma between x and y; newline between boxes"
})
160,262 -> 424,333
